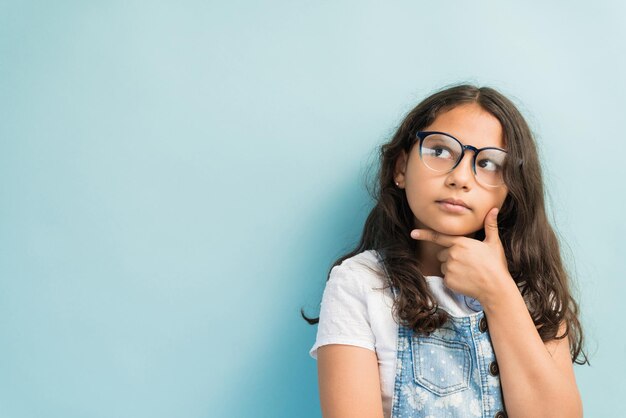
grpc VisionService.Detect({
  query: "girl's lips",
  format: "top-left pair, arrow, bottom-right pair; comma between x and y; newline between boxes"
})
436,201 -> 471,213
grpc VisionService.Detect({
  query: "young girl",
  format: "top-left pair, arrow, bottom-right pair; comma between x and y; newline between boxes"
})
302,84 -> 589,418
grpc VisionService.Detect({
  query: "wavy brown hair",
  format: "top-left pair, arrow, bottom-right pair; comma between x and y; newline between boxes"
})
302,83 -> 589,365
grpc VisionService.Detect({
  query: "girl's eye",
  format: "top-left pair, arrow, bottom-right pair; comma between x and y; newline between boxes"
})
424,146 -> 454,159
477,158 -> 502,172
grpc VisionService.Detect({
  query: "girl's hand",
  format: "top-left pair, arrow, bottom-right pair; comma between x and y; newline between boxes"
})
410,208 -> 512,304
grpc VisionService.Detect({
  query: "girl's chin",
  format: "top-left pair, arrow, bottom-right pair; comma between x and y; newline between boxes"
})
413,217 -> 480,237
442,230 -> 477,238
418,224 -> 479,237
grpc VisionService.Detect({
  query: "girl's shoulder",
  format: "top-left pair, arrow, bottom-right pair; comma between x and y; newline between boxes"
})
339,248 -> 380,266
330,249 -> 388,289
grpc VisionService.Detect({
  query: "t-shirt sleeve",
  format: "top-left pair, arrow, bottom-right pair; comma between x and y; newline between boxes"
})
309,263 -> 376,360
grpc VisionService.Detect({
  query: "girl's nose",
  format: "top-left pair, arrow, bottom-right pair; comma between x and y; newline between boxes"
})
445,150 -> 475,188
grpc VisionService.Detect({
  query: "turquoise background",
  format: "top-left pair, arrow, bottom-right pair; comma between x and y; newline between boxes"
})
1,1 -> 624,417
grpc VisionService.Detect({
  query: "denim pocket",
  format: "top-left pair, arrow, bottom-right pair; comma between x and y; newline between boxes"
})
411,335 -> 471,396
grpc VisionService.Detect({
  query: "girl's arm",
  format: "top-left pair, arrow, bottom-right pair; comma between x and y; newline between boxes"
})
411,211 -> 583,418
483,277 -> 583,418
317,344 -> 385,418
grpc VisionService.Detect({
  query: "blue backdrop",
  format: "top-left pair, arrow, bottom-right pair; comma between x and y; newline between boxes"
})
1,1 -> 624,417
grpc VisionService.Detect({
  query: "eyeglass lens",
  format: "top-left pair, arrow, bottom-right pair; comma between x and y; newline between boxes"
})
420,133 -> 506,186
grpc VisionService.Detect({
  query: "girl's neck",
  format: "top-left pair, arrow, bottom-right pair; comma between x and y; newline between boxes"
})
417,240 -> 444,277
415,230 -> 477,277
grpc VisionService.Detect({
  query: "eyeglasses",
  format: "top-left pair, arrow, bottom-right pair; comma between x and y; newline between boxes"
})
414,131 -> 508,187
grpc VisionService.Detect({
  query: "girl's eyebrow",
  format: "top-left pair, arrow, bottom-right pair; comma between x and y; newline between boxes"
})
458,137 -> 506,151
424,130 -> 506,151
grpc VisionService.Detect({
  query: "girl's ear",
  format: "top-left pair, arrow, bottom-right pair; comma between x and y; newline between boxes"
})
394,150 -> 408,187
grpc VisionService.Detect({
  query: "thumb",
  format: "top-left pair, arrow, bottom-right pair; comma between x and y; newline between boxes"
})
483,208 -> 501,244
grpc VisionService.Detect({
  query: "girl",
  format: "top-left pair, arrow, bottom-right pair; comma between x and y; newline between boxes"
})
301,84 -> 588,418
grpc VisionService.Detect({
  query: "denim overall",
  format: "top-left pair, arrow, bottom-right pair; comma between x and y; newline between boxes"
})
390,285 -> 508,418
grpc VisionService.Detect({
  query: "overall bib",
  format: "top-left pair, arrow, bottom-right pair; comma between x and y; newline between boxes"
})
390,285 -> 508,418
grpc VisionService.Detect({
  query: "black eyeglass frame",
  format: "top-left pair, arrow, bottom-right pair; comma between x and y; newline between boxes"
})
413,130 -> 509,187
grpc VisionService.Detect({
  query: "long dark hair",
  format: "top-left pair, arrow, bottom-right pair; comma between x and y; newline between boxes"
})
302,83 -> 589,365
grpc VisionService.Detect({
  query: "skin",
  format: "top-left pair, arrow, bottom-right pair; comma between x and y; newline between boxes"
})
317,102 -> 582,418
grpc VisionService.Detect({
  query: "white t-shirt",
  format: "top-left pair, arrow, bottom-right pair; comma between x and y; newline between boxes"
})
309,249 -> 483,418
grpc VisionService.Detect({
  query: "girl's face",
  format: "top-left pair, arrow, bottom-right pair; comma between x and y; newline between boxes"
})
394,103 -> 509,237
